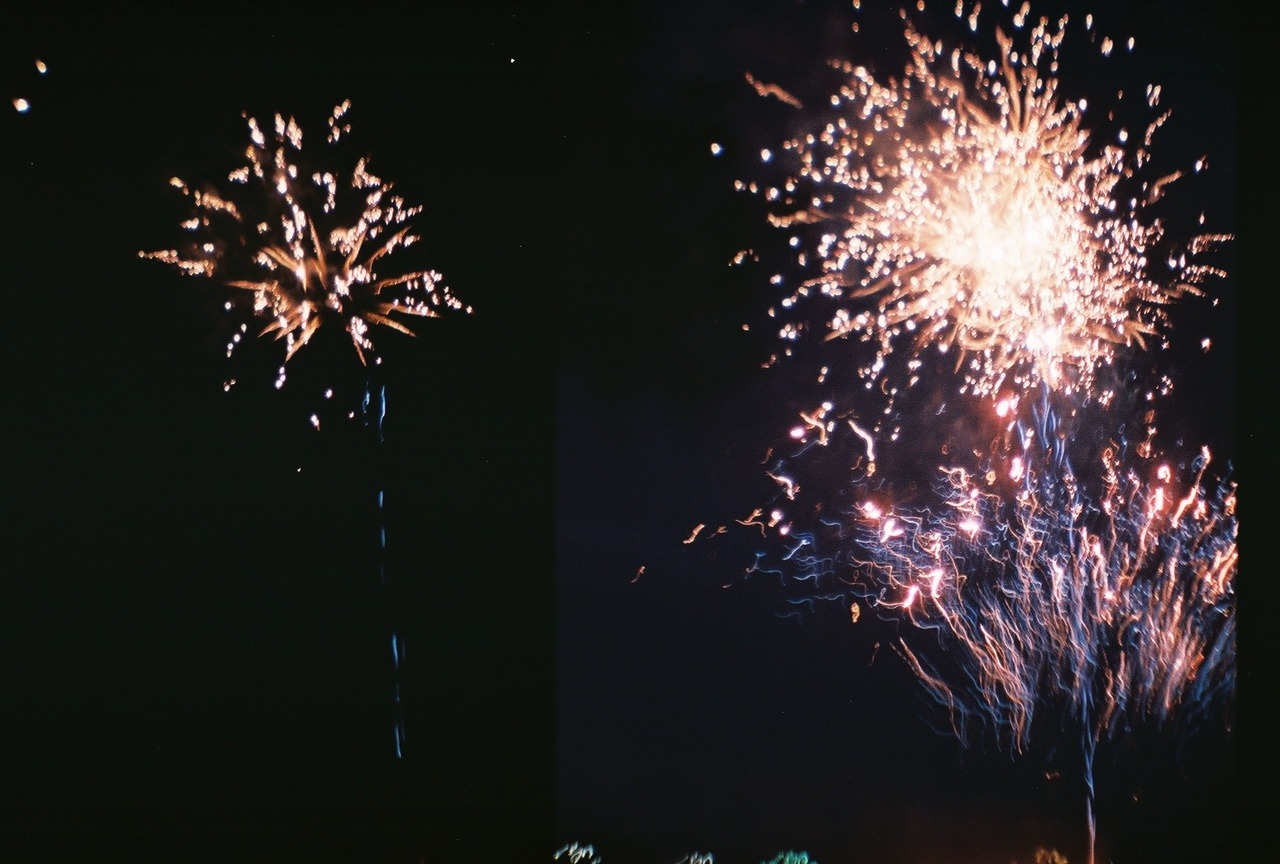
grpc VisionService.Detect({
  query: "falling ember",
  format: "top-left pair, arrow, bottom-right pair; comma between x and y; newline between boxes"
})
900,584 -> 919,608
858,437 -> 1234,864
13,98 -> 30,113
744,71 -> 804,109
752,6 -> 1228,399
142,100 -> 470,378
880,517 -> 904,542
849,419 -> 876,467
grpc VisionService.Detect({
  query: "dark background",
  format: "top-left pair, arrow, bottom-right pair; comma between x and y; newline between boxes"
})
0,1 -> 1264,863
2,2 -> 561,862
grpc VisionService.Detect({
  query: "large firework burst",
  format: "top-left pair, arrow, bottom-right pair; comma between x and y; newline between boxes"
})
753,7 -> 1227,400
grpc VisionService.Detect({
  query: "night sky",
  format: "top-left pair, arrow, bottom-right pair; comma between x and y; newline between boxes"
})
0,2 -> 1268,864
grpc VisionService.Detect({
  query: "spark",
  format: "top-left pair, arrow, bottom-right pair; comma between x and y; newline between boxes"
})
676,854 -> 715,864
734,509 -> 771,540
770,469 -> 799,500
751,6 -> 1228,400
141,102 -> 471,760
744,71 -> 804,109
554,843 -> 603,864
849,418 -> 877,467
142,100 -> 470,380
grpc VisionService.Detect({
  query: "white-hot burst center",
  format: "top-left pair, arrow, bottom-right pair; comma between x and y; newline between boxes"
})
925,152 -> 1096,377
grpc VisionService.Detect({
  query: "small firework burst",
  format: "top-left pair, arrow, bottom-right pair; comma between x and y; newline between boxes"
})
143,100 -> 470,380
750,5 -> 1228,400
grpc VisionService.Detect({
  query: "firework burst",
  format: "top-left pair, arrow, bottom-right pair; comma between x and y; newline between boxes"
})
701,4 -> 1234,861
750,5 -> 1228,401
861,446 -> 1235,745
850,428 -> 1235,864
143,100 -> 469,384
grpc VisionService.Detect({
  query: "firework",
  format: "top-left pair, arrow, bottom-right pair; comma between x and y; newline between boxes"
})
749,5 -> 1227,401
852,428 -> 1235,864
142,101 -> 471,758
142,100 -> 469,384
703,4 -> 1234,861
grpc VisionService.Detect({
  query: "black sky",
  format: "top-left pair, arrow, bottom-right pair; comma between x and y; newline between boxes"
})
0,1 -> 1265,864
